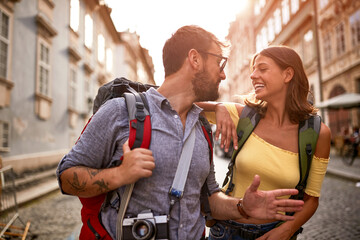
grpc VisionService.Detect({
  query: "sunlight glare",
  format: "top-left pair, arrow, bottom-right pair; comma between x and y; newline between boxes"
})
105,0 -> 249,85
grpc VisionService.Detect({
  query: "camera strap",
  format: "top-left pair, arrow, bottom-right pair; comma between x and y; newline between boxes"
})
116,183 -> 135,240
168,125 -> 196,210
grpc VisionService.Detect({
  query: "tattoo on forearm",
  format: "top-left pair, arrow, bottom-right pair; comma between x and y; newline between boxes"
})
93,179 -> 109,193
86,168 -> 102,179
67,167 -> 107,194
67,172 -> 86,193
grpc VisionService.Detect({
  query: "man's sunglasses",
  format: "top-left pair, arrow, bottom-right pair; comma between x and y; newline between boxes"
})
198,51 -> 228,73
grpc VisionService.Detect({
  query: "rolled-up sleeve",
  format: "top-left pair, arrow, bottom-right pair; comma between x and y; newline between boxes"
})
305,156 -> 330,197
206,160 -> 221,195
56,98 -> 129,192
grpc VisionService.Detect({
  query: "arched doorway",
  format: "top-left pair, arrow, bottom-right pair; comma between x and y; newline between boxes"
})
328,85 -> 350,138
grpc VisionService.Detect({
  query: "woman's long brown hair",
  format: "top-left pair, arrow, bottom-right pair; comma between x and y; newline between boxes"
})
245,45 -> 318,123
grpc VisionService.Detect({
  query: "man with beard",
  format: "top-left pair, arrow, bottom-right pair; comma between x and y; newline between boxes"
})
57,25 -> 304,240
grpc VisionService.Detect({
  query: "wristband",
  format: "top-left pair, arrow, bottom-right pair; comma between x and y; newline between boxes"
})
236,198 -> 249,219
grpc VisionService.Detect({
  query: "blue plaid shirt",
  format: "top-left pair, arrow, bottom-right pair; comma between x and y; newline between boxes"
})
57,88 -> 220,239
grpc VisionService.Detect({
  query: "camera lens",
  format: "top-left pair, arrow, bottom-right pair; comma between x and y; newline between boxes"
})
132,220 -> 154,240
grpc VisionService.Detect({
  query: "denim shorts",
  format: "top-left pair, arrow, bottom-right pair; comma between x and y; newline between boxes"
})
208,220 -> 280,240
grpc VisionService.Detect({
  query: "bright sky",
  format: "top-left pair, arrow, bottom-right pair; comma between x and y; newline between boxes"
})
105,0 -> 249,85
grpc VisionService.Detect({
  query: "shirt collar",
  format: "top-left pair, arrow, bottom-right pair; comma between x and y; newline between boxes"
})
146,87 -> 203,115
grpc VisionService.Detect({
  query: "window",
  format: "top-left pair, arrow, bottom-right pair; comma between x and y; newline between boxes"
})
274,9 -> 282,34
106,48 -> 113,72
350,10 -> 360,47
83,76 -> 92,114
304,30 -> 313,42
137,62 -> 146,81
282,0 -> 290,25
38,40 -> 51,96
323,33 -> 332,63
254,2 -> 260,16
0,120 -> 9,151
291,0 -> 299,14
256,27 -> 269,53
320,0 -> 329,9
70,0 -> 79,32
261,27 -> 268,49
97,34 -> 105,63
259,0 -> 266,8
85,14 -> 93,49
0,9 -> 10,79
336,22 -> 346,56
69,67 -> 77,109
256,34 -> 262,53
254,0 -> 266,16
267,18 -> 275,42
303,30 -> 314,64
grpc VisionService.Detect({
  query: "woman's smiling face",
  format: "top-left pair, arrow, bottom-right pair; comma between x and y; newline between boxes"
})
250,54 -> 289,101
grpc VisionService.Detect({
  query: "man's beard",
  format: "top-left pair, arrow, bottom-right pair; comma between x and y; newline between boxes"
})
192,69 -> 220,102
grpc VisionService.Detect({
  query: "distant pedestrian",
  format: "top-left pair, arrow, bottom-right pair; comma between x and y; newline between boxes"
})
351,126 -> 359,158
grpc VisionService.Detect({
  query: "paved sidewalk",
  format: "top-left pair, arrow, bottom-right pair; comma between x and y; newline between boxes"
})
326,148 -> 360,182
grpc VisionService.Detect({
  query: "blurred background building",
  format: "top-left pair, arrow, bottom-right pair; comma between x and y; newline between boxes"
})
1,0 -> 360,174
224,0 -> 360,142
0,0 -> 155,173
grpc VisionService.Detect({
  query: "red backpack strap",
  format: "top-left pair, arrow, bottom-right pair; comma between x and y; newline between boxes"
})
124,92 -> 151,149
199,115 -> 213,164
78,92 -> 152,240
75,115 -> 93,145
198,115 -> 214,221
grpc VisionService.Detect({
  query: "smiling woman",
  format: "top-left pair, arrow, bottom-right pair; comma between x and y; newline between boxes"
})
104,0 -> 249,85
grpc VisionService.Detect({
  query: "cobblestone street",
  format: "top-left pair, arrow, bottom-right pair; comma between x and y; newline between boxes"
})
298,175 -> 360,240
18,192 -> 82,240
17,172 -> 360,240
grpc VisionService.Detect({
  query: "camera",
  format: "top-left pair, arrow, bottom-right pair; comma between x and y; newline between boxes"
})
123,209 -> 169,240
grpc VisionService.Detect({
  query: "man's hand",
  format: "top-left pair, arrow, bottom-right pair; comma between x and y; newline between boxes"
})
242,175 -> 304,221
119,140 -> 155,185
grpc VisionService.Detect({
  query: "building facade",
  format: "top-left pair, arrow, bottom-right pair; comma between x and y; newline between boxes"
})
225,0 -> 360,139
0,0 -> 155,173
318,0 -> 360,138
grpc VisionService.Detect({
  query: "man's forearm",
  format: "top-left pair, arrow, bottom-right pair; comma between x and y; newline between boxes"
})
60,166 -> 121,197
208,192 -> 243,220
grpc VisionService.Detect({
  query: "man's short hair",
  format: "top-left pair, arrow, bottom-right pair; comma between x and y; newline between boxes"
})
162,25 -> 225,77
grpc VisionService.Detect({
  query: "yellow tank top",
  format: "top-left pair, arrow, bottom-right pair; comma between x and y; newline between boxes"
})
204,103 -> 329,198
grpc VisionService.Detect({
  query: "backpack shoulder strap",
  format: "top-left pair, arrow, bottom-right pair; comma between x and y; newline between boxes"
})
292,115 -> 321,200
199,115 -> 213,164
223,105 -> 261,195
234,105 -> 261,154
198,115 -> 214,219
115,92 -> 152,239
123,92 -> 151,149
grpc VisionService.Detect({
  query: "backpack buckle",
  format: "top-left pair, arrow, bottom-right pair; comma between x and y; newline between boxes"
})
169,187 -> 183,199
305,144 -> 312,155
135,102 -> 146,122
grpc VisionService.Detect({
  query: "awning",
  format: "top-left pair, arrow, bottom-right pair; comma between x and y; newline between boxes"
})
316,93 -> 360,109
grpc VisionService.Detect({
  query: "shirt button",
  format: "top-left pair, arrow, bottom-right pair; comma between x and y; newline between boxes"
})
174,115 -> 178,119
180,224 -> 183,228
